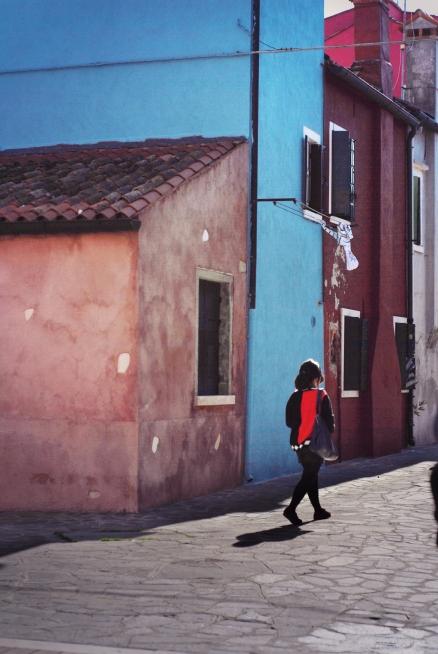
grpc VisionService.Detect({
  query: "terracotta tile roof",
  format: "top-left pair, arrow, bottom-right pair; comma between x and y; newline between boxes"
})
0,137 -> 245,234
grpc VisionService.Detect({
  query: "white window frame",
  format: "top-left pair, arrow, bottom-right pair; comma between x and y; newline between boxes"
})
341,307 -> 361,398
303,126 -> 322,223
412,164 -> 424,254
393,316 -> 409,394
194,267 -> 235,407
329,121 -> 351,226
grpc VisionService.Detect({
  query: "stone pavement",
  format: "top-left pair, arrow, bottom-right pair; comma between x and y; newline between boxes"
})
1,445 -> 438,654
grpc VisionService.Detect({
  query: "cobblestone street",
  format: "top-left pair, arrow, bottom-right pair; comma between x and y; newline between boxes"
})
1,445 -> 438,654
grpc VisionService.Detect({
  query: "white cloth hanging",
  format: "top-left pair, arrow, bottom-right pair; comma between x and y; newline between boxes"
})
319,219 -> 359,271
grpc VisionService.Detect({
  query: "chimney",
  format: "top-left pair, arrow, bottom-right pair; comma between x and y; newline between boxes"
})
405,11 -> 438,117
350,0 -> 393,97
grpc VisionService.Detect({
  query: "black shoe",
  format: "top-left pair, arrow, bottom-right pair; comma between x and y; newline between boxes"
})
313,508 -> 331,521
283,507 -> 303,526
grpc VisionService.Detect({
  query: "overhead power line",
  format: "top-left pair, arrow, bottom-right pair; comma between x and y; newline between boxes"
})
0,37 -> 425,77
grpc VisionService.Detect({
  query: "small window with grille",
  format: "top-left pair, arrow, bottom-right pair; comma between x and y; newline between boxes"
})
393,316 -> 416,392
341,308 -> 368,398
195,269 -> 235,406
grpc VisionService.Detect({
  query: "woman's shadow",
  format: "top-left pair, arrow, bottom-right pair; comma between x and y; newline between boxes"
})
232,523 -> 312,548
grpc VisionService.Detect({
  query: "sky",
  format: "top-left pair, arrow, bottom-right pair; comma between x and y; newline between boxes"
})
324,0 -> 438,17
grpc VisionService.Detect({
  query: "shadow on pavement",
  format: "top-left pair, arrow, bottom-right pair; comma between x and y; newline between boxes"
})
232,524 -> 311,548
0,445 -> 437,559
0,536 -> 51,558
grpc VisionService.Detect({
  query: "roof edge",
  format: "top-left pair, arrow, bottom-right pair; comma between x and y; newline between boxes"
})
325,58 -> 421,128
0,136 -> 247,157
395,98 -> 438,133
0,217 -> 141,237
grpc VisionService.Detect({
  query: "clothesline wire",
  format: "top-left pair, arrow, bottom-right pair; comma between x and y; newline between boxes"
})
0,37 -> 428,77
263,198 -> 345,226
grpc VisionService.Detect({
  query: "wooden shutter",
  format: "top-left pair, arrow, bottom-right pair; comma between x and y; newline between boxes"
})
360,318 -> 369,391
332,130 -> 353,220
309,143 -> 323,213
303,135 -> 309,205
344,315 -> 361,391
198,280 -> 221,395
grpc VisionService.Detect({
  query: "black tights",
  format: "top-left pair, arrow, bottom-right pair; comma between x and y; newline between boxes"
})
288,448 -> 323,512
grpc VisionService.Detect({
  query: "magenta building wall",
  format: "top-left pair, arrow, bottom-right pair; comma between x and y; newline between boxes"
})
325,2 -> 414,99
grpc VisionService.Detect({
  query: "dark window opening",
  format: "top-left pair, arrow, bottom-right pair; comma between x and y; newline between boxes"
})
197,278 -> 232,396
332,130 -> 355,221
303,136 -> 323,213
343,314 -> 368,392
413,175 -> 421,246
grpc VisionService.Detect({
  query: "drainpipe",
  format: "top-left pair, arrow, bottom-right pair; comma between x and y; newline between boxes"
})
406,125 -> 416,446
249,0 -> 260,309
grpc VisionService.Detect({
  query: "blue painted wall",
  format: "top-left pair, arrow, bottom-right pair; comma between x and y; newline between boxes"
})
0,0 -> 324,482
245,1 -> 324,481
0,0 -> 250,148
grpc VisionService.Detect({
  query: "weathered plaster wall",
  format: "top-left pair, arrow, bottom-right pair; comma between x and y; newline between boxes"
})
0,232 -> 139,511
407,40 -> 438,445
137,145 -> 248,508
324,77 -> 407,460
412,130 -> 438,444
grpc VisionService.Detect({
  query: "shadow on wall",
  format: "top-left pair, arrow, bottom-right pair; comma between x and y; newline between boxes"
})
0,445 -> 437,558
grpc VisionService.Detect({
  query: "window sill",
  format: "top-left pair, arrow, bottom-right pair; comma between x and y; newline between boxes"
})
329,215 -> 352,226
195,395 -> 236,407
341,390 -> 359,398
413,244 -> 424,254
303,209 -> 322,223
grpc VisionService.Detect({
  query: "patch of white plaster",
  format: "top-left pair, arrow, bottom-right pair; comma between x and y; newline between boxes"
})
202,229 -> 209,242
239,260 -> 247,273
88,490 -> 101,499
214,433 -> 221,451
334,295 -> 340,310
152,436 -> 159,454
331,251 -> 346,289
24,308 -> 34,321
324,279 -> 328,288
117,353 -> 130,374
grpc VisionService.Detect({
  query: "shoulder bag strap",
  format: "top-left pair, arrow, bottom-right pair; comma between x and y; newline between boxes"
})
316,389 -> 326,415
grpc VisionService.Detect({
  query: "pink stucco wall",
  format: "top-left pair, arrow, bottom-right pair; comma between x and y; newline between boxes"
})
137,144 -> 249,509
0,232 -> 139,511
0,146 -> 248,512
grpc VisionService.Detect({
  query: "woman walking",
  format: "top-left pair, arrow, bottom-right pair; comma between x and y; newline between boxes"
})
284,359 -> 335,526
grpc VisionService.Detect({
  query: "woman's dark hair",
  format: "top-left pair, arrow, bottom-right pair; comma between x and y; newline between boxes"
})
294,359 -> 324,391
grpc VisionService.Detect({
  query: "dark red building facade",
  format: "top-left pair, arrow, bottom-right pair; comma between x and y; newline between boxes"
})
322,0 -> 419,460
